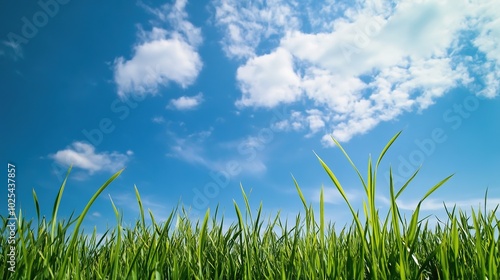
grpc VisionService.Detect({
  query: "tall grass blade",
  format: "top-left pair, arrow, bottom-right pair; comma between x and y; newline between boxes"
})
198,208 -> 210,277
32,189 -> 40,223
375,131 -> 402,169
326,136 -> 367,193
51,166 -> 72,241
320,186 -> 325,245
59,168 -> 123,279
315,152 -> 365,248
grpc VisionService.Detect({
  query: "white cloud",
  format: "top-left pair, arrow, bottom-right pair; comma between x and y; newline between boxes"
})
271,110 -> 305,132
221,0 -> 498,145
236,48 -> 302,108
162,0 -> 202,47
51,142 -> 130,174
469,1 -> 500,98
189,127 -> 213,140
114,38 -> 201,96
152,116 -> 166,123
306,111 -> 326,135
214,0 -> 300,59
168,93 -> 204,110
271,120 -> 291,131
114,0 -> 202,98
168,140 -> 209,167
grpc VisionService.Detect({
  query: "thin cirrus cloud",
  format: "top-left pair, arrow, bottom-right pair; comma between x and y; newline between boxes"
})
152,116 -> 166,124
166,130 -> 267,176
113,0 -> 202,98
311,186 -> 358,205
168,93 -> 204,110
394,197 -> 500,212
215,0 -> 499,145
1,40 -> 23,60
50,141 -> 132,174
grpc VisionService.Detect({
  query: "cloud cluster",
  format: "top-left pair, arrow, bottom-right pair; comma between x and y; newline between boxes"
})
213,0 -> 300,59
50,141 -> 132,174
114,0 -> 202,97
215,0 -> 499,145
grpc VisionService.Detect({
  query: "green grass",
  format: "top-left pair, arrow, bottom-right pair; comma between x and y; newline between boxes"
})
1,131 -> 499,279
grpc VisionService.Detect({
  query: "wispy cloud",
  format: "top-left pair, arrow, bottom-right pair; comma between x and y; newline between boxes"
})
152,116 -> 166,123
272,109 -> 327,137
377,193 -> 500,212
114,0 -> 202,97
166,128 -> 215,169
310,186 -> 358,205
166,130 -> 267,176
395,197 -> 500,212
1,40 -> 24,60
216,0 -> 499,145
91,212 -> 102,218
168,92 -> 204,110
50,141 -> 131,174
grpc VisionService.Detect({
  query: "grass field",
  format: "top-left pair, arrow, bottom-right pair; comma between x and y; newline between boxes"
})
1,132 -> 499,279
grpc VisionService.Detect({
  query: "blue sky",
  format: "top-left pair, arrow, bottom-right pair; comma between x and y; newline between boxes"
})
1,0 -> 499,233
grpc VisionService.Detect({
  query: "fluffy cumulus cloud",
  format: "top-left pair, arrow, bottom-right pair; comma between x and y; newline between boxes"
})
50,142 -> 131,174
168,92 -> 204,110
215,0 -> 499,145
236,48 -> 301,107
114,0 -> 202,97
